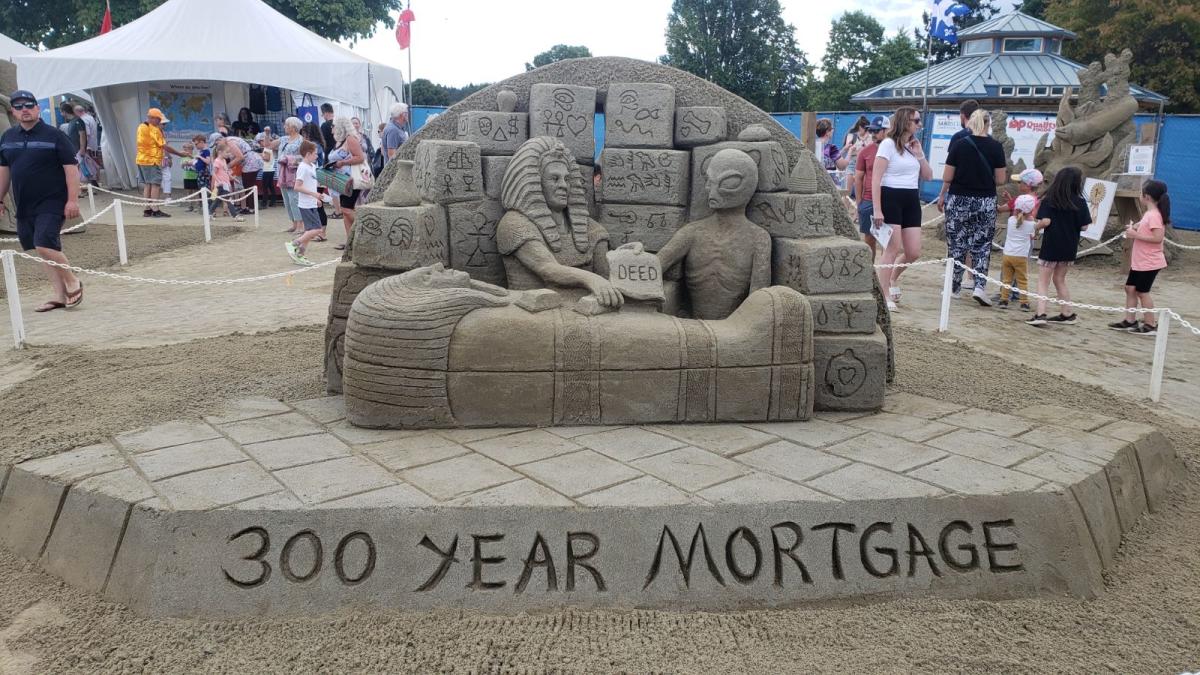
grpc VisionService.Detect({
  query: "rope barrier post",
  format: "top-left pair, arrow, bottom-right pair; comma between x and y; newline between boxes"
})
1149,310 -> 1171,403
86,183 -> 96,218
938,258 -> 954,332
252,185 -> 260,230
201,187 -> 212,243
114,200 -> 128,266
1,250 -> 24,349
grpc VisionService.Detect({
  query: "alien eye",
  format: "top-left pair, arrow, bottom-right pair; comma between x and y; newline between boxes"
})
717,174 -> 743,191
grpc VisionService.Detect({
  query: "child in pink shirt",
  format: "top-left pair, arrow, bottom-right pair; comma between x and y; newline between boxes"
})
1110,180 -> 1169,335
209,143 -> 245,222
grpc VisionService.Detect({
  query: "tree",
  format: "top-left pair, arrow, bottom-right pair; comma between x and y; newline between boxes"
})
662,0 -> 810,112
0,0 -> 402,49
914,0 -> 1001,64
1046,0 -> 1199,113
525,45 -> 592,72
409,79 -> 450,107
1016,0 -> 1048,20
807,13 -> 923,110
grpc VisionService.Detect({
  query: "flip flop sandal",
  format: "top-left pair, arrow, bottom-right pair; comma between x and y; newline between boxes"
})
65,282 -> 83,308
34,301 -> 66,313
313,235 -> 327,242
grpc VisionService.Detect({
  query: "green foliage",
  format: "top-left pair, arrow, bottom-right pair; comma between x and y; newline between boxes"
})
1015,0 -> 1048,20
525,44 -> 593,72
408,80 -> 492,107
1046,0 -> 1199,113
807,13 -> 924,110
914,0 -> 1001,64
661,0 -> 810,112
0,0 -> 403,49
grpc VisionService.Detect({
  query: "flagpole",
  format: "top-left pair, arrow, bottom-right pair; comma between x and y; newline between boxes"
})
406,1 -> 414,133
922,21 -> 933,147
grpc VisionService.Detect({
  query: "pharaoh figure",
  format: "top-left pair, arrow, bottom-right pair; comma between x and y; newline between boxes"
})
496,137 -> 621,307
657,148 -> 771,320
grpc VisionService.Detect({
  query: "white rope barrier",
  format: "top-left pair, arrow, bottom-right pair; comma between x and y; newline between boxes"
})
5,249 -> 339,286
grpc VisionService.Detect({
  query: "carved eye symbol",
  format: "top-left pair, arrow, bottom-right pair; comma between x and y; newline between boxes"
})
718,174 -> 744,191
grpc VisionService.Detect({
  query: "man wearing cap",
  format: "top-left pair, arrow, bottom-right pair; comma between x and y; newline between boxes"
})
136,107 -> 186,217
853,115 -> 890,256
0,90 -> 84,312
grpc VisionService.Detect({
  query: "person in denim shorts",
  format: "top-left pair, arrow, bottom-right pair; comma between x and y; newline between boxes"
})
853,115 -> 889,258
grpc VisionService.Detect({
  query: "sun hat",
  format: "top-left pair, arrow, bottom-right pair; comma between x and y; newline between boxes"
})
1014,193 -> 1038,214
147,107 -> 170,123
1013,168 -> 1044,187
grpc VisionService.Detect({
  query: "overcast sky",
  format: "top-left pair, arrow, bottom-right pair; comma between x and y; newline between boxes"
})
347,0 -> 1019,88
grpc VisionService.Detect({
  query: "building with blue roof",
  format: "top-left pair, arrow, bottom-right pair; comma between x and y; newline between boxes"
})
851,12 -> 1167,111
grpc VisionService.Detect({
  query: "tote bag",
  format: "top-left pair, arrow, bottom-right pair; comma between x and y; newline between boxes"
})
295,94 -> 319,126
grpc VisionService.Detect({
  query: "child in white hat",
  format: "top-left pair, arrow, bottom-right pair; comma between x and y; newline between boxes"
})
999,193 -> 1037,310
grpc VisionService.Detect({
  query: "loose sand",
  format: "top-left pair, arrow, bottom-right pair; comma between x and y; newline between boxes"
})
0,204 -> 1197,672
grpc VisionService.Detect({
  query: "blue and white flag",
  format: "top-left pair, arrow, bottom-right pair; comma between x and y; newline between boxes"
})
930,0 -> 970,44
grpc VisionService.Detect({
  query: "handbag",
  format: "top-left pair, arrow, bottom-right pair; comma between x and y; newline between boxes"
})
295,94 -> 319,126
316,167 -> 350,195
350,159 -> 374,191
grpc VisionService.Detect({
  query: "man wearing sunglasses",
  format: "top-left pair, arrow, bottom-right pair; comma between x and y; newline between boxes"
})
0,90 -> 84,312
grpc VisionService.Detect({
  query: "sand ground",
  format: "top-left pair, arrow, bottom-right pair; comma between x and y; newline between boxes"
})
0,201 -> 1197,673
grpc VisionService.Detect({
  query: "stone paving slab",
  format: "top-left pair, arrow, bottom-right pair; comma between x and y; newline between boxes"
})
0,396 -> 1183,618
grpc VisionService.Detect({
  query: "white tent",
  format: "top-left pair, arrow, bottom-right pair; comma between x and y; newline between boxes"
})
1,32 -> 34,61
13,0 -> 405,188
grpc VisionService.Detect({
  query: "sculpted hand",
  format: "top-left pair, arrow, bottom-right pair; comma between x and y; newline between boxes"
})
64,200 -> 80,219
588,278 -> 624,308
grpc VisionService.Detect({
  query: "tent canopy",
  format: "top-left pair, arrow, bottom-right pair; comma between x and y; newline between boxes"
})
1,32 -> 34,60
12,0 -> 405,109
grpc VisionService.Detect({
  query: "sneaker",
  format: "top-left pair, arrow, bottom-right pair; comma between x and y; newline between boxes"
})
1047,313 -> 1077,325
1108,319 -> 1139,331
886,299 -> 898,312
972,287 -> 992,307
1133,323 -> 1157,336
294,252 -> 314,266
285,241 -> 303,264
997,300 -> 1009,309
153,210 -> 171,218
888,286 -> 902,303
1019,303 -> 1031,311
142,209 -> 153,217
1026,314 -> 1048,326
990,294 -> 1003,305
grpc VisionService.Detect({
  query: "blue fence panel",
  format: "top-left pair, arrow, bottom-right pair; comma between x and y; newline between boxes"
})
1155,116 -> 1200,231
410,105 -> 446,131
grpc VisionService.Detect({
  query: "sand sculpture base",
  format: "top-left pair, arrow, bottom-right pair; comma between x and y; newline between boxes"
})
0,394 -> 1178,618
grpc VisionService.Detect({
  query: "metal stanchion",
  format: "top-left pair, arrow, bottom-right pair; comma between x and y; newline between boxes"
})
1,250 -> 24,349
252,185 -> 260,230
86,183 -> 96,218
114,200 -> 128,265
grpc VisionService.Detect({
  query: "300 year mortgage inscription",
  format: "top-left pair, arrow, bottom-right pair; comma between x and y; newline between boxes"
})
221,518 -> 1023,594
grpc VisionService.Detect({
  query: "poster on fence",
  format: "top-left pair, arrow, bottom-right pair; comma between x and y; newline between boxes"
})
1003,114 -> 1056,171
927,114 -> 961,178
1127,145 -> 1155,174
1081,178 -> 1117,241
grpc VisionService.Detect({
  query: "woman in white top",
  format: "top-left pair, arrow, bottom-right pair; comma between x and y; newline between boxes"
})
871,106 -> 933,310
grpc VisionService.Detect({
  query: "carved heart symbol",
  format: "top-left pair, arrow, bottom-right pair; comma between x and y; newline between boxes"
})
837,367 -> 857,385
565,115 -> 588,136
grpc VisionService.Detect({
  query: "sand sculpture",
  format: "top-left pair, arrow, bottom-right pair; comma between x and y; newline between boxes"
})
327,58 -> 890,428
1034,49 -> 1138,182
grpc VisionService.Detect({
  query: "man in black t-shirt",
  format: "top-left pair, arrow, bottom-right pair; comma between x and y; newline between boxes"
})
0,90 -> 84,312
318,102 -> 341,217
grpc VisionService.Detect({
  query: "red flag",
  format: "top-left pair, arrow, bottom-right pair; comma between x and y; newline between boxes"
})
395,8 -> 415,50
100,0 -> 112,34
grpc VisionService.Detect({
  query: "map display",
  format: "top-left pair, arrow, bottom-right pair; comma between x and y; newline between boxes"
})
148,89 -> 213,139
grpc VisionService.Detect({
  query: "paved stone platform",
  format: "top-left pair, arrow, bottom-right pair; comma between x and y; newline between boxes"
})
0,393 -> 1180,617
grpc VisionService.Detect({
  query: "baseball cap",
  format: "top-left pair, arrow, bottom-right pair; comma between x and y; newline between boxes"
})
1013,194 -> 1037,215
866,115 -> 890,132
147,107 -> 170,123
1013,168 -> 1044,187
9,90 -> 36,105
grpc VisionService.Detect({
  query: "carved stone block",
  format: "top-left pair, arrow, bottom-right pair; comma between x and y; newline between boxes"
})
481,156 -> 512,200
604,83 -> 675,149
597,204 -> 686,252
690,141 -> 789,219
807,293 -> 878,334
529,83 -> 597,164
606,243 -> 664,301
813,332 -> 887,411
446,199 -> 507,286
746,193 -> 837,238
600,148 -> 689,206
412,140 -> 483,204
674,106 -> 727,148
771,236 -> 874,295
350,203 -> 449,271
455,111 -> 529,155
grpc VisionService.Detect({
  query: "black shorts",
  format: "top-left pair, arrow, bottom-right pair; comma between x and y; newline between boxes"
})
17,212 -> 64,252
339,189 -> 361,210
183,178 -> 199,190
1125,268 -> 1161,293
879,186 -> 922,228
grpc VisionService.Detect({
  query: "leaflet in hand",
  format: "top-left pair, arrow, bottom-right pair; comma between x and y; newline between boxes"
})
870,222 -> 893,247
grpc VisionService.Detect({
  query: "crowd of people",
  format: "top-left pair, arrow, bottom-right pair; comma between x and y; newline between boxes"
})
842,99 -> 1172,334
